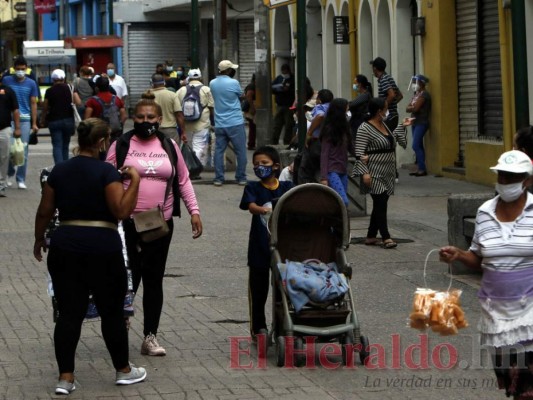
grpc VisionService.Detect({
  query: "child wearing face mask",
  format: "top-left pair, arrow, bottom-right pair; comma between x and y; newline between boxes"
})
239,146 -> 294,340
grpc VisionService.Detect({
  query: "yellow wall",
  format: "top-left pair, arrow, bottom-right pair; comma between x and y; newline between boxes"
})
421,1 -> 459,175
464,142 -> 503,185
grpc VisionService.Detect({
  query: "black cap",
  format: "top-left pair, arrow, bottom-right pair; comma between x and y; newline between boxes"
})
370,57 -> 387,71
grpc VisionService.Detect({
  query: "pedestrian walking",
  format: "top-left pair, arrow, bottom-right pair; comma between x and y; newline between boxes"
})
243,74 -> 256,150
240,146 -> 293,338
40,69 -> 76,164
352,97 -> 412,249
209,60 -> 248,186
406,74 -> 431,177
2,56 -> 39,189
106,62 -> 128,102
297,89 -> 334,184
370,57 -> 403,132
271,64 -> 296,145
106,92 -> 203,356
319,98 -> 353,206
149,73 -> 181,142
439,150 -> 533,400
349,74 -> 372,141
176,68 -> 214,178
33,118 -> 146,395
72,65 -> 95,119
0,69 -> 20,197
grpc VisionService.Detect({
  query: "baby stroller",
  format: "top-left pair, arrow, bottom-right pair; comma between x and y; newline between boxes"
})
270,183 -> 369,367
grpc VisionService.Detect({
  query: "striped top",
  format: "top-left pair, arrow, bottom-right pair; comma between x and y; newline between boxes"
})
377,73 -> 399,116
470,194 -> 533,347
351,121 -> 407,195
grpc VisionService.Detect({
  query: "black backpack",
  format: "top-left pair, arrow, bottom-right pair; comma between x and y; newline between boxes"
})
115,131 -> 181,217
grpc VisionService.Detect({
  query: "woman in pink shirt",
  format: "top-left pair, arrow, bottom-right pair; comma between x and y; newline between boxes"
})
106,91 -> 203,356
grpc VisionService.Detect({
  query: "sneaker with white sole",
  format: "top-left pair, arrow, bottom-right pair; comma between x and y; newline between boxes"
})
55,379 -> 76,395
141,333 -> 166,356
115,364 -> 147,385
17,181 -> 27,190
6,177 -> 13,187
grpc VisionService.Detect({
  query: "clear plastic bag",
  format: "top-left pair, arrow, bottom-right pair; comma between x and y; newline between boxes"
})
409,250 -> 468,336
10,138 -> 24,166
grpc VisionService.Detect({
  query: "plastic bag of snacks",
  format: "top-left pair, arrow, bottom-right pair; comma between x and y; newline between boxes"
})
408,250 -> 468,336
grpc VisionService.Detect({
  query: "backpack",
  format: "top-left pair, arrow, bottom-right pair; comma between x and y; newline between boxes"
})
115,131 -> 181,217
182,84 -> 204,121
94,95 -> 122,134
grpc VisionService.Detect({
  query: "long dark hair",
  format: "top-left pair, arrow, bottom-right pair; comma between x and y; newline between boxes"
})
319,98 -> 350,146
365,97 -> 387,121
355,74 -> 372,93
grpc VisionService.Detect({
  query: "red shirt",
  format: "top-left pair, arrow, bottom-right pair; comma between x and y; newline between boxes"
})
85,92 -> 124,118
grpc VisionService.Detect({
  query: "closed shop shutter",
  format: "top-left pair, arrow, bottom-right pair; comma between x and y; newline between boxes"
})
479,0 -> 503,137
238,19 -> 255,90
123,24 -> 189,109
455,0 -> 479,162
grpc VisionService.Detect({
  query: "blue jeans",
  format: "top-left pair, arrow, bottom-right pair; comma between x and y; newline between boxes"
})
49,118 -> 75,164
8,120 -> 30,183
214,124 -> 247,183
412,123 -> 429,172
328,172 -> 348,205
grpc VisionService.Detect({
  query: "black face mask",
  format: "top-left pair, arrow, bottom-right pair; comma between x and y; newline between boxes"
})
228,69 -> 236,78
134,121 -> 159,139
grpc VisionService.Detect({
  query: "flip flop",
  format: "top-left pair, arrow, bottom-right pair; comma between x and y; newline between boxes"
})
383,239 -> 397,249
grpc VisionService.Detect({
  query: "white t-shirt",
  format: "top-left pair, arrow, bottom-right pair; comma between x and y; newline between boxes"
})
109,74 -> 128,99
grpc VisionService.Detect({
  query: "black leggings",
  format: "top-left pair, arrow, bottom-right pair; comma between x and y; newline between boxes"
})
47,247 -> 129,373
248,267 -> 270,336
123,218 -> 174,337
367,192 -> 391,240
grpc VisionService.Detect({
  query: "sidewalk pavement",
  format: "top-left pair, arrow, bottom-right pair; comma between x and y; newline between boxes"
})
0,136 -> 502,400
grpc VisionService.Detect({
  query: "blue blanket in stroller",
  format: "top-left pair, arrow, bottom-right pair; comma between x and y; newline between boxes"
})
277,260 -> 349,312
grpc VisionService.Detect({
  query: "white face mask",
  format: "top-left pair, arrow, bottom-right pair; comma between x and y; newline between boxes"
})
382,110 -> 390,121
353,84 -> 359,91
495,182 -> 525,203
346,111 -> 352,121
412,84 -> 420,92
15,70 -> 25,79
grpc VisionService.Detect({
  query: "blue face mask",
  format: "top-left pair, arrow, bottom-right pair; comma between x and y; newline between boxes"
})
107,69 -> 115,77
254,165 -> 273,179
353,84 -> 359,91
177,71 -> 183,77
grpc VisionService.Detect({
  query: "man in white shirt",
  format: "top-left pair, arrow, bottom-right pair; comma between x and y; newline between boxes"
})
176,69 -> 214,176
106,62 -> 128,102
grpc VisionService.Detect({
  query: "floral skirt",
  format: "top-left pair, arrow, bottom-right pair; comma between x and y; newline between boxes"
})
494,350 -> 533,399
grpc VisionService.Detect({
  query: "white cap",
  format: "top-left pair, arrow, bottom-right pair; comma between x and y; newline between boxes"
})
51,69 -> 65,80
218,60 -> 239,72
490,150 -> 533,175
188,68 -> 202,79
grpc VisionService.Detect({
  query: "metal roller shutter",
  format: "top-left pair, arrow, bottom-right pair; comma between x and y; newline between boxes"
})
455,0 -> 479,163
123,24 -> 189,109
238,19 -> 255,90
479,0 -> 503,137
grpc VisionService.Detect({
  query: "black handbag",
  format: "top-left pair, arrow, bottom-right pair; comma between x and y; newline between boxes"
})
181,143 -> 203,177
29,132 -> 38,145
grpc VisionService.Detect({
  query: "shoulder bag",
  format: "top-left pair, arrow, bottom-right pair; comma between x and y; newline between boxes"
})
69,84 -> 82,128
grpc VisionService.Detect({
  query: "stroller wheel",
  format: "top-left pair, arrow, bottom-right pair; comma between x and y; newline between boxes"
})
341,331 -> 354,366
276,336 -> 285,367
359,335 -> 370,366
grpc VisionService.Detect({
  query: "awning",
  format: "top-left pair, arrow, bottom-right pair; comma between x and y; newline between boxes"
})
64,35 -> 123,49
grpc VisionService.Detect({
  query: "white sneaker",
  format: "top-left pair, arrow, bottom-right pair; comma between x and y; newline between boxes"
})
6,177 -> 13,187
17,182 -> 27,190
115,363 -> 147,385
141,333 -> 166,356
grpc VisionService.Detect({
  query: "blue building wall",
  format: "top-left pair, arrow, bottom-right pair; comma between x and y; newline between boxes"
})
41,0 -> 123,73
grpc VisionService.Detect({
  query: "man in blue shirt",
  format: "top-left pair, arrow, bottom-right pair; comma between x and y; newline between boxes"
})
209,60 -> 247,186
2,56 -> 39,189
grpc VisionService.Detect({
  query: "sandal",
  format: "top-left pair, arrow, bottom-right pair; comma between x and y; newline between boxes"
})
383,239 -> 397,249
364,238 -> 380,246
